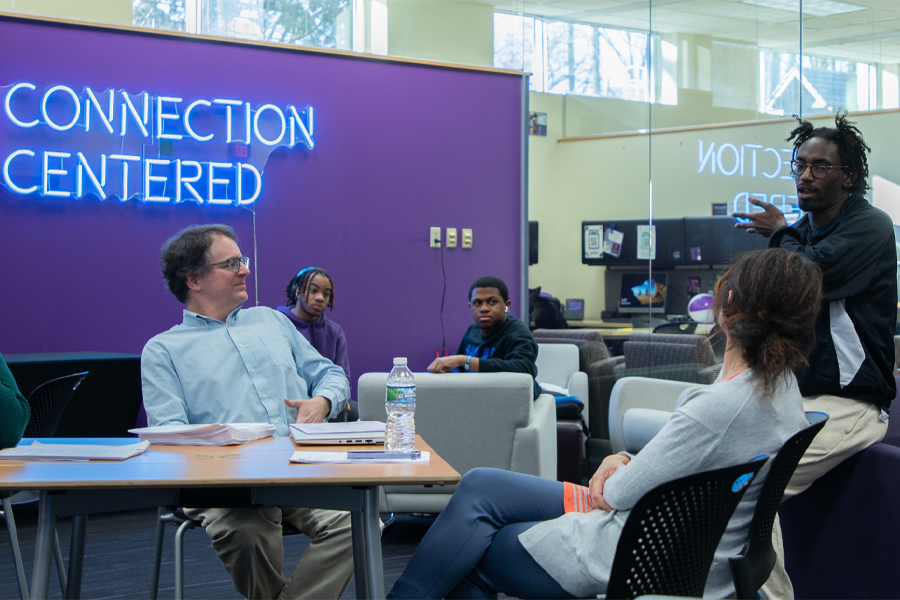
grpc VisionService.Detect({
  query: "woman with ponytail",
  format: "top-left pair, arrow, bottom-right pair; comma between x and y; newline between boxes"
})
387,248 -> 823,600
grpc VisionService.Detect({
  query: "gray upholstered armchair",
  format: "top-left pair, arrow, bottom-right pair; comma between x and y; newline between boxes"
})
358,372 -> 557,514
613,332 -> 722,385
532,329 -> 621,441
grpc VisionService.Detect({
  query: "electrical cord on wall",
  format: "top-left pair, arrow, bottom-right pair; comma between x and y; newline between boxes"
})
440,242 -> 447,351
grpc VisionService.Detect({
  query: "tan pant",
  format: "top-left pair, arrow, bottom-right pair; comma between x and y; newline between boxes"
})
184,506 -> 354,600
761,394 -> 887,599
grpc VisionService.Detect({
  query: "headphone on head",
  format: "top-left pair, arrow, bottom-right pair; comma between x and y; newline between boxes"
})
504,306 -> 509,313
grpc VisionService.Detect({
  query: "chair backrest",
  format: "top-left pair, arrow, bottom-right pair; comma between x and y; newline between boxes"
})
606,456 -> 769,600
532,329 -> 611,364
620,333 -> 717,383
728,412 -> 829,599
535,343 -> 579,388
23,371 -> 89,438
652,322 -> 698,335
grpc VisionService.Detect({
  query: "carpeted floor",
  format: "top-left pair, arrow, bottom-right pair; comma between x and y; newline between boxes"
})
0,506 -> 434,599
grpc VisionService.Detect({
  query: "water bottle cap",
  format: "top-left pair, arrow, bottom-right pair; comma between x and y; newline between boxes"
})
393,357 -> 407,365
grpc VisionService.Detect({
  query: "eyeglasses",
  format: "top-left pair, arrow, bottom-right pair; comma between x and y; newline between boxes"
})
210,256 -> 250,273
790,160 -> 847,179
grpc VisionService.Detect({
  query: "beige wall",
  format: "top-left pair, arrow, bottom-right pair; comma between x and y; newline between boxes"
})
0,0 -> 132,24
387,0 -> 494,67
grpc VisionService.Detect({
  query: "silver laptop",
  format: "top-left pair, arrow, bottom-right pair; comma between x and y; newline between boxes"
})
290,421 -> 386,445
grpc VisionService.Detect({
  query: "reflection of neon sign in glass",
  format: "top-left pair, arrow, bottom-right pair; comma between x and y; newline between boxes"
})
697,140 -> 800,221
1,82 -> 315,206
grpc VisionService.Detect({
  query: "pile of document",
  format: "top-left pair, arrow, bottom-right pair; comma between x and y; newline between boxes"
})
0,440 -> 150,461
128,423 -> 276,446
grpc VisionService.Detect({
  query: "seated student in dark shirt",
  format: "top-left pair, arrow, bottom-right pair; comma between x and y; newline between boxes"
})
428,276 -> 541,400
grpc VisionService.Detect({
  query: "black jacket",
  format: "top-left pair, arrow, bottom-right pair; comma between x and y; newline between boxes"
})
455,316 -> 541,400
769,193 -> 897,409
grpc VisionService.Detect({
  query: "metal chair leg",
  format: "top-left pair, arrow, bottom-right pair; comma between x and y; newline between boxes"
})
3,496 -> 29,600
173,518 -> 199,600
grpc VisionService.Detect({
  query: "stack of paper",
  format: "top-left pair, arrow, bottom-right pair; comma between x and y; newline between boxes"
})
0,440 -> 150,461
128,423 -> 276,446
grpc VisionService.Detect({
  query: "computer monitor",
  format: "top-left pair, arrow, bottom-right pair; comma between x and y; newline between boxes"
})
618,272 -> 668,314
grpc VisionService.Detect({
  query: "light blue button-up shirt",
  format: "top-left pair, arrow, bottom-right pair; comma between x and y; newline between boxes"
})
141,305 -> 349,436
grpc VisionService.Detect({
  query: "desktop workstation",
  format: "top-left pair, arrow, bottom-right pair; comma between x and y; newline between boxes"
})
578,216 -> 766,337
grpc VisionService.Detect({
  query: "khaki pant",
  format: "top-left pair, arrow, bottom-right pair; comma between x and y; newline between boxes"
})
761,394 -> 887,599
184,506 -> 354,600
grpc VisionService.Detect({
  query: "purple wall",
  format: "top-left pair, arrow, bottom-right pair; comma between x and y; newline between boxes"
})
0,16 -> 524,388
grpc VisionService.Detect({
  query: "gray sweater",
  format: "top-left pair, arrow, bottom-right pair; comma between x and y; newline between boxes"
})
519,370 -> 807,598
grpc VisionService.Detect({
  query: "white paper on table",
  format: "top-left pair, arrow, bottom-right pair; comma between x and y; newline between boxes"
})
0,440 -> 151,461
128,423 -> 275,446
290,451 -> 430,464
292,421 -> 386,435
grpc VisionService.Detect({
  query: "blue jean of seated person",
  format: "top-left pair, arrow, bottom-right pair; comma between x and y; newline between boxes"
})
387,468 -> 576,599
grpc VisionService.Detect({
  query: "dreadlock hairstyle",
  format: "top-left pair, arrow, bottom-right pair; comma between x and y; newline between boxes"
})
712,248 -> 823,399
285,267 -> 335,310
786,110 -> 871,195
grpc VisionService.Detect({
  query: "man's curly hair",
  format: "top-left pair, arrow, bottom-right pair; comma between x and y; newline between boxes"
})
786,110 -> 871,195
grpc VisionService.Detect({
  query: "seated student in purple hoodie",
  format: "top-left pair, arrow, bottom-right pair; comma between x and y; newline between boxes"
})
277,267 -> 355,421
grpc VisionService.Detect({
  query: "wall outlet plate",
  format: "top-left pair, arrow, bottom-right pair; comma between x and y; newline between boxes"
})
462,228 -> 473,248
430,227 -> 441,248
446,228 -> 457,248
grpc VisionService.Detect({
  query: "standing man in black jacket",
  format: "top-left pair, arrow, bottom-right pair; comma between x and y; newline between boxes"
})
428,276 -> 541,400
734,111 -> 896,598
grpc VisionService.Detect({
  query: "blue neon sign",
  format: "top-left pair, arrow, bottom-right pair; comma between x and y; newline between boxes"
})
1,82 -> 315,206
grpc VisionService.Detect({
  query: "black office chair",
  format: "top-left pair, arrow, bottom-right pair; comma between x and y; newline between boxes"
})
23,371 -> 89,437
3,371 -> 89,599
605,456 -> 769,600
729,412 -> 829,599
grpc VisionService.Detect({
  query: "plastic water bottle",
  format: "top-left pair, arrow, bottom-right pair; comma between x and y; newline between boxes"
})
385,357 -> 416,451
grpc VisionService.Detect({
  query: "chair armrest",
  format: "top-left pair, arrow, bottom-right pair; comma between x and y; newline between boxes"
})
511,393 -> 557,480
609,377 -> 701,453
566,371 -> 590,425
622,408 -> 672,453
587,356 -> 621,377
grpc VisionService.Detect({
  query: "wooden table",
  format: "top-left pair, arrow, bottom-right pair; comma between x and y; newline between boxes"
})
0,436 -> 459,600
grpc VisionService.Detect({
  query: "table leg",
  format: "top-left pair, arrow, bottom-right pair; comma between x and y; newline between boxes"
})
31,491 -> 57,600
351,486 -> 385,600
66,515 -> 87,599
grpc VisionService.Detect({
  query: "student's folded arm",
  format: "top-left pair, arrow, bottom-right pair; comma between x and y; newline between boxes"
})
140,341 -> 191,426
602,409 -> 720,511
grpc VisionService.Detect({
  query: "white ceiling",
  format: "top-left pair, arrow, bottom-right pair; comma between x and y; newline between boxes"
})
483,0 -> 900,63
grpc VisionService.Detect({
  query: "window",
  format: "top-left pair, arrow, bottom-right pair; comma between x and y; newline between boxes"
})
494,13 -> 673,105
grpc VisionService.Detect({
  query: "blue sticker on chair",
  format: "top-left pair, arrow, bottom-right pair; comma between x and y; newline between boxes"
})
732,472 -> 755,493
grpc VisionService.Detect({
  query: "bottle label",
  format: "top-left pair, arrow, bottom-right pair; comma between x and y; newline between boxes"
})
386,386 -> 415,403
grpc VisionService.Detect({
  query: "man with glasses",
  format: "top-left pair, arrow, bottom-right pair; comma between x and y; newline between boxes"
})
141,224 -> 353,600
734,112 -> 896,598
